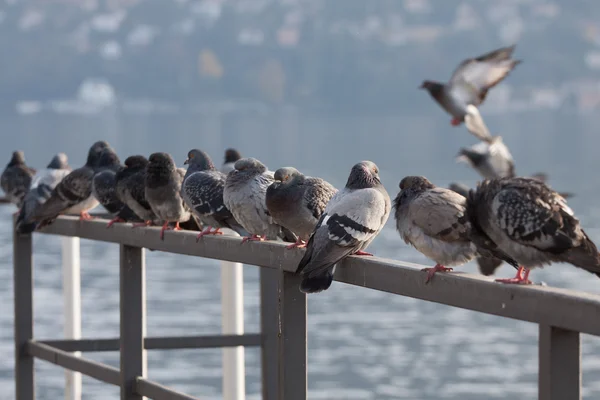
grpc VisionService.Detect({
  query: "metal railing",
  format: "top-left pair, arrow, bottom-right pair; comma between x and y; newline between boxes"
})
13,216 -> 600,400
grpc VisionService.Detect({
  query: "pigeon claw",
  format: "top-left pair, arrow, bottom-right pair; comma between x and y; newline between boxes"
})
196,227 -> 222,242
132,220 -> 153,229
286,238 -> 307,249
106,217 -> 125,228
79,211 -> 94,221
241,234 -> 265,244
422,264 -> 453,284
159,221 -> 171,241
450,117 -> 461,126
495,266 -> 532,285
354,250 -> 373,256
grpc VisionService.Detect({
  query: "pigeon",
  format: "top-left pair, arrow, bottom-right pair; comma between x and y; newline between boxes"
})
181,149 -> 247,240
221,148 -> 242,175
457,105 -> 515,179
145,152 -> 191,240
394,176 -> 479,283
115,155 -> 158,227
1,151 -> 36,209
448,182 -> 470,198
266,167 -> 337,249
466,177 -> 600,284
92,150 -> 141,228
421,45 -> 521,126
296,161 -> 390,293
31,141 -> 111,226
15,153 -> 71,234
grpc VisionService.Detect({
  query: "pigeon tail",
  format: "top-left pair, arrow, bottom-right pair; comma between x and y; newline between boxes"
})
15,207 -> 37,234
300,269 -> 334,294
560,234 -> 600,278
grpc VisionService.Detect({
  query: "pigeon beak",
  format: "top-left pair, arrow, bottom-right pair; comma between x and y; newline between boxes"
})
184,159 -> 190,165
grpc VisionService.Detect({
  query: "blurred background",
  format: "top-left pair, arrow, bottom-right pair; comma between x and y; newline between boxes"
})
2,0 -> 600,399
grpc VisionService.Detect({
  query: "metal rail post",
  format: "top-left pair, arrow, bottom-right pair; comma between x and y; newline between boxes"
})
539,324 -> 581,400
62,237 -> 82,400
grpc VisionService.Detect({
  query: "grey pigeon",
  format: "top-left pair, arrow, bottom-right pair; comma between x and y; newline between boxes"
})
223,157 -> 291,242
32,141 -> 111,226
181,149 -> 247,240
145,152 -> 191,240
15,153 -> 71,234
394,176 -> 478,283
448,182 -> 470,198
115,155 -> 157,227
1,151 -> 36,208
266,167 -> 337,249
467,177 -> 600,284
221,148 -> 242,175
421,45 -> 521,126
92,150 -> 141,228
296,161 -> 390,293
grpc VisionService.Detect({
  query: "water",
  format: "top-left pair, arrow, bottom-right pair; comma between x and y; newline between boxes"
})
2,108 -> 600,399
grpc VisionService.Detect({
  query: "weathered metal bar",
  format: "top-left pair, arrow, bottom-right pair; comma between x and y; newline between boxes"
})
39,217 -> 600,336
135,378 -> 200,400
13,227 -> 34,400
120,245 -> 147,400
40,334 -> 263,352
62,236 -> 82,400
27,341 -> 120,385
260,268 -> 280,400
539,325 -> 581,400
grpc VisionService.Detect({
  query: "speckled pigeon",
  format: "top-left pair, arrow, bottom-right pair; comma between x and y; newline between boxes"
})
31,141 -> 111,226
115,155 -> 157,228
182,149 -> 247,240
296,161 -> 390,293
1,151 -> 36,209
467,177 -> 600,284
266,167 -> 337,249
221,148 -> 242,175
145,152 -> 191,240
15,153 -> 71,234
394,176 -> 478,283
421,45 -> 521,126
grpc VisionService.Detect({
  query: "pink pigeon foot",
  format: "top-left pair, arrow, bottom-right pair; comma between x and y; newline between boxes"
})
422,264 -> 453,284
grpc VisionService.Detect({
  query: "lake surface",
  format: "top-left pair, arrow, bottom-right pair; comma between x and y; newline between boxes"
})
2,108 -> 600,399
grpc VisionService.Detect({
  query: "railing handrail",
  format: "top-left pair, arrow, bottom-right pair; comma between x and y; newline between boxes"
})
38,216 -> 600,337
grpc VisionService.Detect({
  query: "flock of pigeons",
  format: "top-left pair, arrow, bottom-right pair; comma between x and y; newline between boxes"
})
2,44 -> 599,295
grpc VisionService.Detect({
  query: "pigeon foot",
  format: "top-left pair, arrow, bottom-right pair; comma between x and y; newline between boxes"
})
159,221 -> 171,240
106,217 -> 125,228
286,238 -> 307,249
354,250 -> 373,256
241,234 -> 265,243
196,226 -> 223,242
422,264 -> 453,284
495,266 -> 532,285
450,117 -> 461,126
132,220 -> 153,229
79,211 -> 94,221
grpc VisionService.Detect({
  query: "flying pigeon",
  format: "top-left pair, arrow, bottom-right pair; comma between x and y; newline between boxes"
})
92,150 -> 141,228
1,151 -> 36,209
421,45 -> 521,126
182,149 -> 247,240
115,155 -> 158,227
145,152 -> 191,240
394,176 -> 478,283
15,153 -> 71,234
296,161 -> 390,293
467,177 -> 600,284
221,148 -> 242,175
31,141 -> 111,226
266,167 -> 337,249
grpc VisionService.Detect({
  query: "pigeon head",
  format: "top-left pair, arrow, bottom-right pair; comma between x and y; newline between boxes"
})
47,153 -> 69,169
224,148 -> 242,164
346,161 -> 381,189
456,147 -> 486,167
86,141 -> 111,167
274,167 -> 301,182
8,151 -> 26,166
124,155 -> 148,169
148,152 -> 176,169
419,80 -> 444,98
234,157 -> 267,174
184,149 -> 215,171
96,148 -> 121,170
399,176 -> 435,191
448,182 -> 470,198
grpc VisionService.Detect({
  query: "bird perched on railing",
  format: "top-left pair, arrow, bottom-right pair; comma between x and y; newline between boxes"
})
15,153 -> 71,234
266,167 -> 337,249
92,150 -> 142,228
296,161 -> 390,293
1,150 -> 36,209
31,141 -> 112,227
223,157 -> 294,243
467,177 -> 600,284
394,176 -> 481,283
181,149 -> 247,240
145,152 -> 192,240
420,45 -> 521,126
221,148 -> 242,175
115,155 -> 157,228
